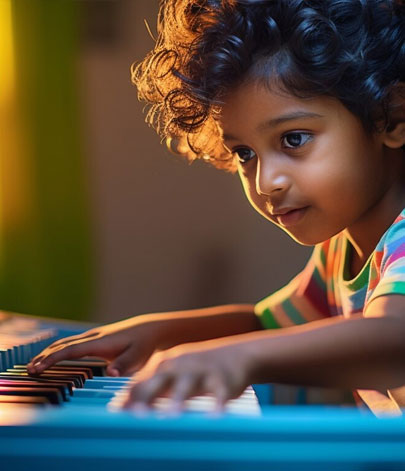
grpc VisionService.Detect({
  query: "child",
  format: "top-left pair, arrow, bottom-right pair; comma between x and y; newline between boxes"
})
28,0 -> 405,416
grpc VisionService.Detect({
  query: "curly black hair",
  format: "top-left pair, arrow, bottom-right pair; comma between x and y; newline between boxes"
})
132,0 -> 405,171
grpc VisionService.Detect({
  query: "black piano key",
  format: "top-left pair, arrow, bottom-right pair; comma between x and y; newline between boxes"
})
14,364 -> 93,380
0,379 -> 69,401
15,367 -> 87,386
22,370 -> 84,388
55,363 -> 95,379
47,366 -> 93,380
56,359 -> 107,376
41,372 -> 84,388
0,387 -> 63,405
0,372 -> 75,393
0,372 -> 73,395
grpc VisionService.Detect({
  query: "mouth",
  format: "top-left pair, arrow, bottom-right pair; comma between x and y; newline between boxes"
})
272,207 -> 309,227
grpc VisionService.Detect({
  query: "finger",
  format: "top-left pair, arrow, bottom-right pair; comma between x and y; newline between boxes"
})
27,340 -> 97,374
27,334 -> 93,372
28,328 -> 102,361
107,345 -> 144,377
121,373 -> 172,410
202,374 -> 231,415
169,374 -> 199,413
28,342 -> 70,369
213,385 -> 230,415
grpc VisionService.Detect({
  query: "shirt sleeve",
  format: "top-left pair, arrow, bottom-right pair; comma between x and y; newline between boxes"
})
254,241 -> 332,329
366,216 -> 405,306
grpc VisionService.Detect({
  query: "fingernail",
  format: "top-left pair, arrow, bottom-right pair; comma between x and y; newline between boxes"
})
109,368 -> 120,377
210,405 -> 225,417
166,405 -> 182,417
129,403 -> 149,417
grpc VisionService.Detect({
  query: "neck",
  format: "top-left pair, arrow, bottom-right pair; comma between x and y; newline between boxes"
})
344,150 -> 405,270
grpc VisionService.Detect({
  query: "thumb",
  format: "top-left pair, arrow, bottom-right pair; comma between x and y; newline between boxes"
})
107,346 -> 146,377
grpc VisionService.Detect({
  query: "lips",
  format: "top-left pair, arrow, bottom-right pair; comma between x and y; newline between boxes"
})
271,206 -> 309,227
271,207 -> 299,216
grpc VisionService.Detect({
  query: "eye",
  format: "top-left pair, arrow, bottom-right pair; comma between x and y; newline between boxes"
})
233,147 -> 257,164
281,132 -> 313,149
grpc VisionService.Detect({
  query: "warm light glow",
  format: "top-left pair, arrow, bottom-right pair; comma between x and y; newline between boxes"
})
0,0 -> 33,240
0,0 -> 14,262
0,403 -> 38,425
0,0 -> 15,106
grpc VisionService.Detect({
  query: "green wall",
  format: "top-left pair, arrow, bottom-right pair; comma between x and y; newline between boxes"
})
0,0 -> 93,320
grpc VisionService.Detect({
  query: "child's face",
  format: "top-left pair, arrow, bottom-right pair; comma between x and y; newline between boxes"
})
220,80 -> 399,246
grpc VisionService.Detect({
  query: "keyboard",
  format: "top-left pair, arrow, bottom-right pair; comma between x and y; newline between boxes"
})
1,311 -> 405,471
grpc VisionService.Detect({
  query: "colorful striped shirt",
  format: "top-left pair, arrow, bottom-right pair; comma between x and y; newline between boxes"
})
255,209 -> 405,415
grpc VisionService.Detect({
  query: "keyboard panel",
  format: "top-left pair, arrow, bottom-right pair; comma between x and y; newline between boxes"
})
1,311 -> 405,471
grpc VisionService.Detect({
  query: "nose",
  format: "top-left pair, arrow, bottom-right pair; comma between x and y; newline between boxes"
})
255,157 -> 291,196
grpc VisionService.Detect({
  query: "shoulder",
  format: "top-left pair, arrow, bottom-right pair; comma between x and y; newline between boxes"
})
378,210 -> 405,247
366,210 -> 405,307
374,210 -> 405,275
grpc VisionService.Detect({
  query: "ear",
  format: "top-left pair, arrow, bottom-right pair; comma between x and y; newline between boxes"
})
382,83 -> 405,149
383,122 -> 405,149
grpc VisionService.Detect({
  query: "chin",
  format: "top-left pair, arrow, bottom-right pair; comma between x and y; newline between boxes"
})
283,229 -> 329,247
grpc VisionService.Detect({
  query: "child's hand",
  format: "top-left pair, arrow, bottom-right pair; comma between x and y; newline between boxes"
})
27,317 -> 159,377
120,340 -> 253,413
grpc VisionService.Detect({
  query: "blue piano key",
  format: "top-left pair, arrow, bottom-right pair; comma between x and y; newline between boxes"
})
21,344 -> 29,364
15,345 -> 22,365
92,376 -> 131,381
2,349 -> 8,370
29,346 -> 36,362
68,397 -> 112,406
32,340 -> 42,356
73,389 -> 115,399
6,348 -> 13,369
29,341 -> 37,358
252,383 -> 274,406
11,346 -> 17,365
0,350 -> 6,371
19,345 -> 25,364
34,338 -> 46,356
9,346 -> 16,367
18,345 -> 24,364
84,379 -> 130,389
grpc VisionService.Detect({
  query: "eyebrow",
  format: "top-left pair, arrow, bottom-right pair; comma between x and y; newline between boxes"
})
223,111 -> 324,141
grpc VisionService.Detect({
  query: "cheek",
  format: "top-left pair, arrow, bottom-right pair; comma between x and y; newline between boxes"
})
305,152 -> 377,233
304,151 -> 360,202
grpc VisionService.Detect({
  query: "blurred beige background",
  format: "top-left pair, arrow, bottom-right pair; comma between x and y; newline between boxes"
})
80,0 -> 310,323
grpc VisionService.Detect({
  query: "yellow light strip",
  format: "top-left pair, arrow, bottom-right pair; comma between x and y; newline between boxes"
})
0,0 -> 15,262
0,0 -> 15,258
0,0 -> 15,106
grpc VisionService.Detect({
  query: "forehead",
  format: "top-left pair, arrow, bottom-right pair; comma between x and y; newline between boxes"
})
219,80 -> 344,139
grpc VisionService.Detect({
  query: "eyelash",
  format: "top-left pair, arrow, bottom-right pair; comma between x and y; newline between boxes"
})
233,132 -> 313,164
282,132 -> 313,149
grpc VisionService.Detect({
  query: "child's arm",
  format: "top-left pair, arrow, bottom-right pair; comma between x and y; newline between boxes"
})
120,295 -> 405,410
249,295 -> 405,390
27,304 -> 262,376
